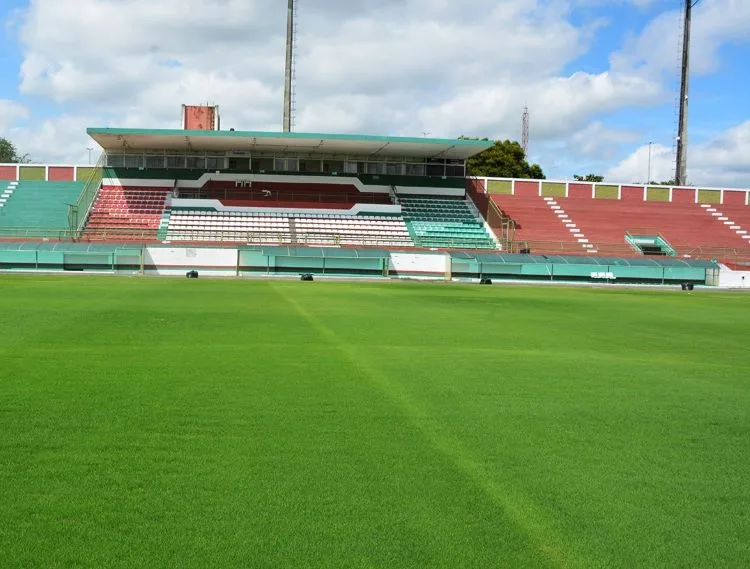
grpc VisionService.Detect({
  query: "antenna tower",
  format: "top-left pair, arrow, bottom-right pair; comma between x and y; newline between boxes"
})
282,0 -> 298,132
675,0 -> 701,186
521,106 -> 530,156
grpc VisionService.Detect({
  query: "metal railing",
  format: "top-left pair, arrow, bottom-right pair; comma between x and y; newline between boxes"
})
67,154 -> 105,231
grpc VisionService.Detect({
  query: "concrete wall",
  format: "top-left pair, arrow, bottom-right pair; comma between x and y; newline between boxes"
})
470,176 -> 750,205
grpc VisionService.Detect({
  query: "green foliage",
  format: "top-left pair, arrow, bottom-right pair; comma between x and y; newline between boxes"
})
0,137 -> 30,163
1,276 -> 749,568
574,174 -> 604,182
649,179 -> 677,185
461,137 -> 545,179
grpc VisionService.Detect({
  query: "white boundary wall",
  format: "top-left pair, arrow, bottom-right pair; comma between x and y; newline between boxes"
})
388,252 -> 449,279
170,198 -> 402,216
718,267 -> 750,288
144,246 -> 238,276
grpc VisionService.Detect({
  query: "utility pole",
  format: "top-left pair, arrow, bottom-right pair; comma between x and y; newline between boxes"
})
675,0 -> 700,186
282,0 -> 295,132
521,106 -> 530,156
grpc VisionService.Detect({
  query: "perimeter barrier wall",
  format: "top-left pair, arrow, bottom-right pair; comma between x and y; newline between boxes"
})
0,243 -> 719,284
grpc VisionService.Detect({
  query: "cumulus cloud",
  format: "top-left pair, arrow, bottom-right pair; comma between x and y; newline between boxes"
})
0,99 -> 29,131
0,0 -> 747,184
606,121 -> 750,187
610,0 -> 750,78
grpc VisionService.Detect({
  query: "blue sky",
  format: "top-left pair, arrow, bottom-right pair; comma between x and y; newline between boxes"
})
0,0 -> 749,186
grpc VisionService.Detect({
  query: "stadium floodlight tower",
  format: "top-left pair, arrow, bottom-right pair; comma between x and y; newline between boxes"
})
282,0 -> 297,133
675,0 -> 701,187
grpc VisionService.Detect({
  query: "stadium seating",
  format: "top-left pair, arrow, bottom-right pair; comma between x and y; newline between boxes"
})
0,180 -> 84,231
165,210 -> 413,247
85,186 -> 171,238
557,193 -> 749,253
398,196 -> 497,249
491,188 -> 750,255
490,193 -> 583,247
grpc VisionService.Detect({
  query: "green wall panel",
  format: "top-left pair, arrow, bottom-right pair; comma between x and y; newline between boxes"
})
487,180 -> 513,194
594,185 -> 618,200
647,187 -> 670,202
541,182 -> 566,197
18,166 -> 45,181
697,189 -> 721,204
76,167 -> 98,182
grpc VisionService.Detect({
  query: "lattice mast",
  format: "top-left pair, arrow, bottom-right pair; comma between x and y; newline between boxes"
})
521,106 -> 530,156
282,0 -> 297,132
675,0 -> 699,186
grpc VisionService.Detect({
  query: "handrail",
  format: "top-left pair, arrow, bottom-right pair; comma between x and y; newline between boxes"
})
67,154 -> 105,231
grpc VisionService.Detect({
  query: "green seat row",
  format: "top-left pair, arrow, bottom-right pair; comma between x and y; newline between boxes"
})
0,181 -> 84,230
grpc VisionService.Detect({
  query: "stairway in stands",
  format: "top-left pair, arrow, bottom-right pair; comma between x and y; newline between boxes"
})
699,204 -> 750,245
85,186 -> 171,240
542,197 -> 595,253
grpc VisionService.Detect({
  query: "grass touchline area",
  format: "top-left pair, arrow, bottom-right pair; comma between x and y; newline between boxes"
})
0,276 -> 748,568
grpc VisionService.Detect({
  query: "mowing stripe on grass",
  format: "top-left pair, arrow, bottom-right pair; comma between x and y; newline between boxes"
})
272,281 -> 583,569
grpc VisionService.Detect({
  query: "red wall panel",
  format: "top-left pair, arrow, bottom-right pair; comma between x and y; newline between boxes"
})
48,166 -> 74,181
621,186 -> 644,202
514,180 -> 540,196
723,190 -> 747,206
671,188 -> 694,203
0,166 -> 17,181
568,183 -> 592,199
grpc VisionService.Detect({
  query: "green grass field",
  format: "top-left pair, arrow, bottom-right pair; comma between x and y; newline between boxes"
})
1,275 -> 748,568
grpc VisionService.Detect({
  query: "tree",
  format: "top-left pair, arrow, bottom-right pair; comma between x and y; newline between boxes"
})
573,174 -> 604,182
461,137 -> 545,179
0,138 -> 30,163
647,180 -> 675,185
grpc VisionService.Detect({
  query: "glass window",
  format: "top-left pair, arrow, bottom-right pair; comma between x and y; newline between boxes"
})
186,156 -> 206,169
106,154 -> 125,168
206,157 -> 225,170
426,162 -> 444,177
446,165 -> 464,177
299,159 -> 321,173
124,155 -> 142,169
146,155 -> 165,169
386,163 -> 402,175
274,158 -> 298,172
254,158 -> 274,172
366,162 -> 386,175
405,163 -> 425,177
323,160 -> 344,174
166,156 -> 185,169
343,162 -> 358,174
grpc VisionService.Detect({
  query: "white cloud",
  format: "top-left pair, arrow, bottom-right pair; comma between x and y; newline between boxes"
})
0,0 -> 746,186
611,0 -> 750,78
0,100 -> 28,131
606,121 -> 750,187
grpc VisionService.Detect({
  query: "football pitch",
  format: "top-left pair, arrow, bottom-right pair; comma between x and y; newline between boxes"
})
1,275 -> 748,568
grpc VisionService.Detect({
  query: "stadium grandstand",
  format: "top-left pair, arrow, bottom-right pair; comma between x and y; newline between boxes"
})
0,105 -> 749,282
